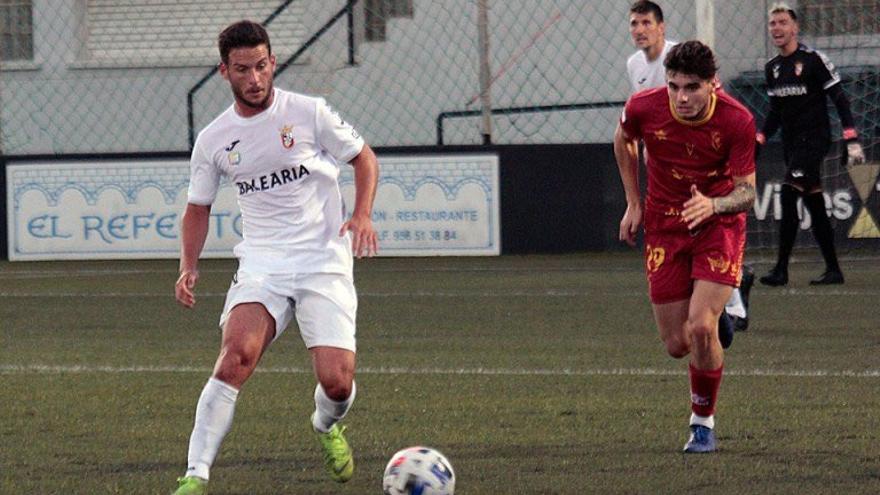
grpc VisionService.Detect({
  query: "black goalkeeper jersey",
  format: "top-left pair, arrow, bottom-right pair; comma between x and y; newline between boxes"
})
762,43 -> 847,144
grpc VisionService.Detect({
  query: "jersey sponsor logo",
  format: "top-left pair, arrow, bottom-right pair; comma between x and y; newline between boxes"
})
772,64 -> 780,79
768,85 -> 808,97
794,61 -> 803,77
224,139 -> 240,151
235,164 -> 311,195
638,77 -> 647,85
646,245 -> 666,273
280,124 -> 295,149
686,142 -> 695,156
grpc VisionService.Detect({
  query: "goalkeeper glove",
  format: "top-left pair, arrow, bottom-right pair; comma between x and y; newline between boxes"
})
754,132 -> 766,160
847,141 -> 865,166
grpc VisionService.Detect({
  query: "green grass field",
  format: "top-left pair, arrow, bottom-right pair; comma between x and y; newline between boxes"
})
1,253 -> 878,494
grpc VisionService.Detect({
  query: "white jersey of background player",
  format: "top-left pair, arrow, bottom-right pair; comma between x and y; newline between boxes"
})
626,1 -> 676,93
173,20 -> 378,494
624,1 -> 750,329
627,38 -> 677,92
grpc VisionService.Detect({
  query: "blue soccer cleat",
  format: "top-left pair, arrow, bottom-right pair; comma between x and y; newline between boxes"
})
683,425 -> 717,453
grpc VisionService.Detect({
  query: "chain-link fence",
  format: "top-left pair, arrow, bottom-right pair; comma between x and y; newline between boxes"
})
2,0 -> 879,246
4,0 -> 876,152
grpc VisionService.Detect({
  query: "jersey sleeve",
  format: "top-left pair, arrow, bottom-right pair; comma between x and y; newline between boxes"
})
727,110 -> 757,177
314,98 -> 365,163
625,55 -> 638,93
813,50 -> 842,90
619,96 -> 644,140
186,134 -> 222,205
761,63 -> 782,138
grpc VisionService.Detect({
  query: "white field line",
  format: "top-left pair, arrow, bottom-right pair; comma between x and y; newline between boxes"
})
1,288 -> 879,298
0,266 -> 640,279
0,290 -> 645,298
1,364 -> 878,378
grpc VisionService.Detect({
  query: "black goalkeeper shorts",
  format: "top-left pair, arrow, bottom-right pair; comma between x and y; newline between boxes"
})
783,132 -> 830,192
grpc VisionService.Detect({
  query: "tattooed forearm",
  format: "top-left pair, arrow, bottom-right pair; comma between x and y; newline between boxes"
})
712,182 -> 756,214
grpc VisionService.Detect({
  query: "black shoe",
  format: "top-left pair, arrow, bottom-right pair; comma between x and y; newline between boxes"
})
735,265 -> 754,332
809,269 -> 844,285
759,267 -> 788,287
718,310 -> 734,349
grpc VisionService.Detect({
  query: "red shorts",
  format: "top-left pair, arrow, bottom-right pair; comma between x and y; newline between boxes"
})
644,211 -> 746,304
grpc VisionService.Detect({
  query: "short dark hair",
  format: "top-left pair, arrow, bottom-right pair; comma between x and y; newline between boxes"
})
218,20 -> 272,64
630,1 -> 664,23
664,40 -> 718,80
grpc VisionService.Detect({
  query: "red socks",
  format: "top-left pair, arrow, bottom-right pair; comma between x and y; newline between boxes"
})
689,363 -> 723,417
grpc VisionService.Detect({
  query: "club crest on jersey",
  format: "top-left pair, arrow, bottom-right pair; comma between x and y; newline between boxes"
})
711,131 -> 722,151
772,64 -> 780,79
794,62 -> 803,77
280,124 -> 295,149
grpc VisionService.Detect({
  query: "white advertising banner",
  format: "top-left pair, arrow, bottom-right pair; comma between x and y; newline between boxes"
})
6,154 -> 500,260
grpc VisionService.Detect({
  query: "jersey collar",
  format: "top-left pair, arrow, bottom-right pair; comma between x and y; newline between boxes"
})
230,88 -> 278,125
668,92 -> 717,126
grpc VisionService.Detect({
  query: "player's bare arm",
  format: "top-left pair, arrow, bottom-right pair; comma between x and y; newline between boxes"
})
712,174 -> 756,214
682,173 -> 756,230
613,122 -> 643,246
176,203 -> 212,308
340,144 -> 380,258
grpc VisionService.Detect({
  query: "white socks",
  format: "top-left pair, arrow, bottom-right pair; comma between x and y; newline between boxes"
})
689,412 -> 715,429
182,378 -> 355,480
725,288 -> 746,318
185,378 -> 239,480
311,381 -> 356,433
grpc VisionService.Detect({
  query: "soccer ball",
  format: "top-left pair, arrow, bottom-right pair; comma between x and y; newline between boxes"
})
382,446 -> 456,495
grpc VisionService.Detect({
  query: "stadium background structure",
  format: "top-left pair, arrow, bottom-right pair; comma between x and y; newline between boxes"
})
1,0 -> 878,258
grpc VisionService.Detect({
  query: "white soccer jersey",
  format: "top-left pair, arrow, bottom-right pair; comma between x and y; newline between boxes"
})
188,88 -> 365,274
626,39 -> 677,93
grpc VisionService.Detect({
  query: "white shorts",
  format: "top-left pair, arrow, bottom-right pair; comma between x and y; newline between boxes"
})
219,268 -> 358,352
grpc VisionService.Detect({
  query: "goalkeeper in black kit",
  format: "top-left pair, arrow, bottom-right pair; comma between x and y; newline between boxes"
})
757,3 -> 866,287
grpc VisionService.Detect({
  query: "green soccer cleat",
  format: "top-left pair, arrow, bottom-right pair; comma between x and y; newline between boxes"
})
314,418 -> 354,483
171,476 -> 208,495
